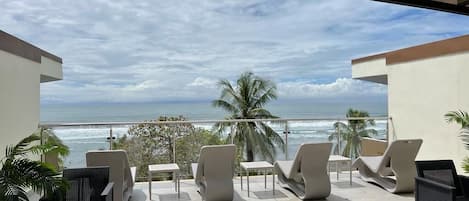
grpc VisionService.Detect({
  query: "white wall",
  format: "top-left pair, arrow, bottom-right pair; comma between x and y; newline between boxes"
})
387,51 -> 469,172
352,58 -> 387,79
0,50 -> 41,155
40,56 -> 63,82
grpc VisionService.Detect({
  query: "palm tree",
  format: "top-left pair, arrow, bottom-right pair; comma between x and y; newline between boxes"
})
212,72 -> 284,162
0,134 -> 67,201
329,108 -> 377,159
445,110 -> 469,172
445,110 -> 469,137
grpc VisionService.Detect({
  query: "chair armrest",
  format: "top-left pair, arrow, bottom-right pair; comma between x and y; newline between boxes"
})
415,177 -> 456,201
130,167 -> 137,183
101,182 -> 114,196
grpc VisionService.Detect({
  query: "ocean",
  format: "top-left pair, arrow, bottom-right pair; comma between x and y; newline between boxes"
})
40,100 -> 388,168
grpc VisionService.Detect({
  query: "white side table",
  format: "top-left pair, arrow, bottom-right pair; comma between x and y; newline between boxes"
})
240,161 -> 275,197
148,163 -> 180,200
328,155 -> 352,185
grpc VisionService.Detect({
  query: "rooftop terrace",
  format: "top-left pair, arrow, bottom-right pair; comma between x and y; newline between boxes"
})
130,172 -> 413,201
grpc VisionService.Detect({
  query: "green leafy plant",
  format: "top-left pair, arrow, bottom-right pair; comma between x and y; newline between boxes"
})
0,134 -> 67,201
445,110 -> 469,172
329,108 -> 377,159
212,72 -> 284,162
114,116 -> 223,180
38,128 -> 69,170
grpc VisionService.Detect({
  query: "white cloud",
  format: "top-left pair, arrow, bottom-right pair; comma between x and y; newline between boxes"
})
1,0 -> 467,103
278,78 -> 386,98
188,77 -> 218,88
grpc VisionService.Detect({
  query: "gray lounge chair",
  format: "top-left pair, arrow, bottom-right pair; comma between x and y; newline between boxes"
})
274,142 -> 333,200
353,139 -> 423,193
86,150 -> 136,201
191,145 -> 236,201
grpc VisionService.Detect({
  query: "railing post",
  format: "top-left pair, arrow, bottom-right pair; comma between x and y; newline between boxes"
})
230,125 -> 235,144
337,122 -> 341,156
173,127 -> 177,163
387,117 -> 390,142
284,121 -> 289,160
109,125 -> 113,150
39,127 -> 45,163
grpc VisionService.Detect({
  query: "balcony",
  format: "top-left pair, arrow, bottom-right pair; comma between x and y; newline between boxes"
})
38,117 -> 413,201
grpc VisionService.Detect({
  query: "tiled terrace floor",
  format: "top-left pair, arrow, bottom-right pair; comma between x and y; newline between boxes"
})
130,172 -> 414,201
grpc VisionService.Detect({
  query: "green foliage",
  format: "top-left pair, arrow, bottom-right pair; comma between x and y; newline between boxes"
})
445,110 -> 469,173
463,157 -> 469,173
446,110 -> 469,150
37,128 -> 69,171
113,116 -> 223,180
0,133 -> 67,201
329,108 -> 377,159
212,72 -> 284,162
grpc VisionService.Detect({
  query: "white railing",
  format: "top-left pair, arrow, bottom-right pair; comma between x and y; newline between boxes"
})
40,117 -> 389,179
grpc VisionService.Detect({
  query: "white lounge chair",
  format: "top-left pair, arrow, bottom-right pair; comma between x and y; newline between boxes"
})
360,137 -> 387,156
274,142 -> 333,200
191,145 -> 236,201
353,139 -> 423,193
86,150 -> 136,201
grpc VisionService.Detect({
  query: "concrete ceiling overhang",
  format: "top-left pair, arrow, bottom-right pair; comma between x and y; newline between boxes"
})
373,0 -> 469,16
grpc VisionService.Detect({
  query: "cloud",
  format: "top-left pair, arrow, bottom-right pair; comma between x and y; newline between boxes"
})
278,78 -> 386,99
188,77 -> 218,88
0,0 -> 467,103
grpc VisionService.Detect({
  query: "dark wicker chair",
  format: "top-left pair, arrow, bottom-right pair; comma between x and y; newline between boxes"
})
63,167 -> 114,201
415,160 -> 469,201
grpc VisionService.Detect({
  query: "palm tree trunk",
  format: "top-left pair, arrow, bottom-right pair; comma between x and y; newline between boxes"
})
246,138 -> 254,162
247,149 -> 254,162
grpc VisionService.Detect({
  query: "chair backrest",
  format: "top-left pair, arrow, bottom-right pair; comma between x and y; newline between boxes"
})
195,145 -> 236,184
86,150 -> 133,201
63,167 -> 110,201
360,137 -> 387,156
289,143 -> 332,178
416,160 -> 463,197
378,139 -> 422,175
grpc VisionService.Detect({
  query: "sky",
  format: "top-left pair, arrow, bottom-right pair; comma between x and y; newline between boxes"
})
1,0 -> 469,104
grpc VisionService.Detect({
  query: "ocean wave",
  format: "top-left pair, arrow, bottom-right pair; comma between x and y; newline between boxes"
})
52,119 -> 388,141
53,126 -> 129,140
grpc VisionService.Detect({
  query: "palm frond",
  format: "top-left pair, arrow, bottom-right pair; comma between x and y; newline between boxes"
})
249,108 -> 278,119
10,159 -> 62,193
212,99 -> 239,115
5,134 -> 41,159
259,122 -> 284,152
446,110 -> 469,128
40,129 -> 69,157
253,87 -> 277,107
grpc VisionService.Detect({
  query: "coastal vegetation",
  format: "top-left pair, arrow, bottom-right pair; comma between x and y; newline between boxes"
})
114,116 -> 222,180
212,72 -> 283,162
445,110 -> 469,172
1,133 -> 68,201
38,128 -> 70,171
329,108 -> 377,159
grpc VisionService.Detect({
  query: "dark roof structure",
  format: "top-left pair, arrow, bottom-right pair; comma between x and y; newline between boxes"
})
373,0 -> 469,16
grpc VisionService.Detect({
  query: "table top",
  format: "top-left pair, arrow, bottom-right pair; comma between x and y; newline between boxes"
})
149,163 -> 180,172
329,155 -> 352,162
240,161 -> 274,170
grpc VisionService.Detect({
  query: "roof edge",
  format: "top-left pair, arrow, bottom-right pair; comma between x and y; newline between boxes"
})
352,34 -> 469,66
0,30 -> 62,64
